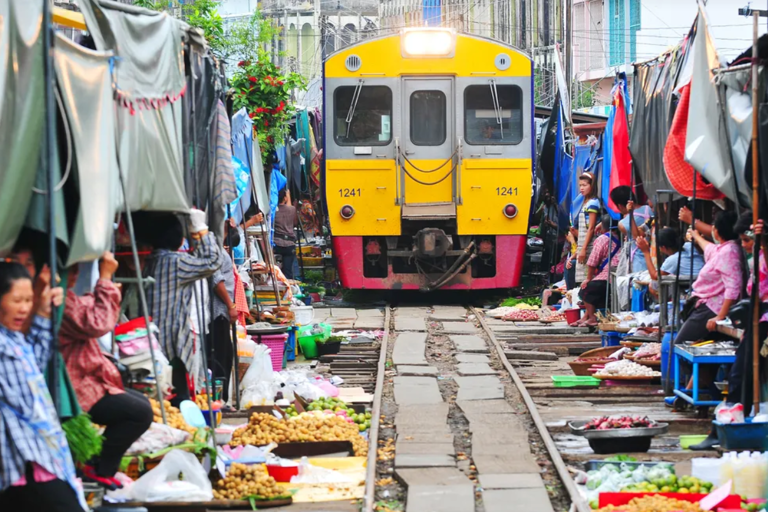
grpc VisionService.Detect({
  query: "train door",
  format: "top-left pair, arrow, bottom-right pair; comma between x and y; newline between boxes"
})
401,77 -> 455,219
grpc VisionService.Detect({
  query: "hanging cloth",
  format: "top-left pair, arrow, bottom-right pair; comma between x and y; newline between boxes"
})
608,79 -> 633,211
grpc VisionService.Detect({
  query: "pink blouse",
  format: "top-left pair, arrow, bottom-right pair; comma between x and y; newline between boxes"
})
747,250 -> 768,322
693,240 -> 743,315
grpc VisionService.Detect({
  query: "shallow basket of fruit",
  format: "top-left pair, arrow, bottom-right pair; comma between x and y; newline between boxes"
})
597,492 -> 742,510
569,416 -> 668,454
568,347 -> 624,376
212,462 -> 293,508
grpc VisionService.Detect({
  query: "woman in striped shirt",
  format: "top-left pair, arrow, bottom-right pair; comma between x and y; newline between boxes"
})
0,263 -> 84,511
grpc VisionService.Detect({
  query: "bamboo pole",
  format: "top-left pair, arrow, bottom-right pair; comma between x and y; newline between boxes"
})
751,11 -> 761,415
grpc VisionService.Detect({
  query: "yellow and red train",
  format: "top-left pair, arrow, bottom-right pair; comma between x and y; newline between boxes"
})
323,29 -> 534,290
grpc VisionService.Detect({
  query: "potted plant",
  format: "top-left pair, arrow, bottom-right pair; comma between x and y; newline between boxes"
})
316,335 -> 344,356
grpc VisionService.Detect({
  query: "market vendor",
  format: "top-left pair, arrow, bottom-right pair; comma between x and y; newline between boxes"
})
609,186 -> 654,273
145,210 -> 222,406
273,188 -> 298,280
677,210 -> 745,346
0,262 -> 85,511
60,252 -> 153,484
636,227 -> 705,282
208,224 -> 241,405
575,216 -> 621,327
575,172 -> 602,283
233,204 -> 264,266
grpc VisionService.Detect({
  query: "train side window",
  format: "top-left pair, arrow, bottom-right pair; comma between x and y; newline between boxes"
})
410,90 -> 446,146
464,85 -> 523,145
334,85 -> 392,146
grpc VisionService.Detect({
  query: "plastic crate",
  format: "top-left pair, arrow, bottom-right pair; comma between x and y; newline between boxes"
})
297,323 -> 331,359
551,375 -> 600,388
600,331 -> 627,347
714,419 -> 768,450
286,330 -> 296,361
255,333 -> 288,371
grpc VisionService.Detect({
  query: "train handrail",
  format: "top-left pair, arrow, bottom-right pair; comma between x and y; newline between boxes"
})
394,137 -> 402,205
457,136 -> 463,205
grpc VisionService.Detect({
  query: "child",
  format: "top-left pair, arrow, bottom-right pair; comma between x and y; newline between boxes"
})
576,172 -> 601,283
576,216 -> 621,327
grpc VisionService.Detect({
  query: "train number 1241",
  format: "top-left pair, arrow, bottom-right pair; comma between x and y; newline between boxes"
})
496,186 -> 518,196
339,188 -> 361,197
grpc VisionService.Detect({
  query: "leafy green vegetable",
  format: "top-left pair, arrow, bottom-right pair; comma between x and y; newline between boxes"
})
500,297 -> 542,307
62,414 -> 103,464
604,454 -> 637,462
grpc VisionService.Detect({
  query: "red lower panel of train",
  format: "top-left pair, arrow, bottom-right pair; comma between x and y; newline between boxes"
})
332,235 -> 526,290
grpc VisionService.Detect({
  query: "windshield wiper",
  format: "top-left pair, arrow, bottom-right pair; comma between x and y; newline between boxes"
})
489,79 -> 504,139
345,79 -> 364,138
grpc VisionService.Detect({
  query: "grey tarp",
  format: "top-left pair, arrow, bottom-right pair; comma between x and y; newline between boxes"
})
719,68 -> 756,209
183,33 -> 219,208
54,34 -> 119,265
630,50 -> 682,199
0,0 -> 45,256
78,0 -> 189,212
685,7 -> 751,207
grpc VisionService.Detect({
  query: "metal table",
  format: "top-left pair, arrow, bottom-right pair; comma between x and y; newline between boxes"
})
673,345 -> 736,407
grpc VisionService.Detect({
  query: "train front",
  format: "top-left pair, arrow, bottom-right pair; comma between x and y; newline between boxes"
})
323,29 -> 534,291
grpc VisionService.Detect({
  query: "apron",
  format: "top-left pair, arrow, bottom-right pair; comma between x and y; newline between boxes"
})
575,211 -> 595,283
1,345 -> 84,509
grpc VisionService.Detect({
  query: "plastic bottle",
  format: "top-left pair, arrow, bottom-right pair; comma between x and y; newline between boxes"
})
720,452 -> 735,491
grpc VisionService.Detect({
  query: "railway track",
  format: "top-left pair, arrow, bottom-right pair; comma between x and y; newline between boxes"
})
317,304 -> 591,512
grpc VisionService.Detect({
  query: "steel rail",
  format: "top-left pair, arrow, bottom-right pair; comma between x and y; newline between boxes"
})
362,305 -> 392,512
471,306 -> 591,512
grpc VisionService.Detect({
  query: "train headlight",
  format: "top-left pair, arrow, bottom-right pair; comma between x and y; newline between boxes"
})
340,205 -> 355,219
401,28 -> 455,58
503,204 -> 518,219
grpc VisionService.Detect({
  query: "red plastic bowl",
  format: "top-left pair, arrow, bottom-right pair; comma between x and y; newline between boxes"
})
266,465 -> 299,482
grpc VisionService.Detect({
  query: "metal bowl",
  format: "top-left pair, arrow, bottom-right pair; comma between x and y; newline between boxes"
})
568,420 -> 669,439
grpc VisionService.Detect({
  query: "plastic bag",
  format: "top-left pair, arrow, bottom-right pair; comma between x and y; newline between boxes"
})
128,449 -> 212,502
240,344 -> 273,390
715,402 -> 745,424
289,457 -> 354,484
126,422 -> 191,455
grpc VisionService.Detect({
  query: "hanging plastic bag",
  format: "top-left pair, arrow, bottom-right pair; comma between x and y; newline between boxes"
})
128,449 -> 213,502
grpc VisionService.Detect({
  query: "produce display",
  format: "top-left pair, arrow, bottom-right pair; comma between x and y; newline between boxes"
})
230,412 -> 368,456
595,495 -> 703,512
595,360 -> 661,378
633,343 -> 661,360
149,398 -> 198,436
503,309 -> 540,321
583,416 -> 655,430
195,393 -> 223,411
574,357 -> 618,363
286,397 -> 372,432
585,463 -> 675,508
621,475 -> 712,494
212,462 -> 284,501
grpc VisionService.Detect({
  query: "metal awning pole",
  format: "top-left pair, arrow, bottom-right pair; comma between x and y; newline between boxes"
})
42,0 -> 61,414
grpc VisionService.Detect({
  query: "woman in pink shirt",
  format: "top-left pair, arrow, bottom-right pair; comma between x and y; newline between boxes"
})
677,210 -> 745,345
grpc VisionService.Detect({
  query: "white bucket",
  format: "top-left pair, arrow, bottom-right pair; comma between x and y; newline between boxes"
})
291,305 -> 314,325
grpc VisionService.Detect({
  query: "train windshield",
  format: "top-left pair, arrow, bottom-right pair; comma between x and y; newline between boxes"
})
334,85 -> 392,146
464,84 -> 523,145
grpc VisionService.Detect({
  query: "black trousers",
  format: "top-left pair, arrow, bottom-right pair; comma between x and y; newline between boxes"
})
89,389 -> 153,477
170,357 -> 191,407
730,321 -> 768,413
0,465 -> 84,511
677,304 -> 722,344
207,315 -> 234,402
273,244 -> 296,279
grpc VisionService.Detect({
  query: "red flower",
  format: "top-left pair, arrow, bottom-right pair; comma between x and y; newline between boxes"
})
248,76 -> 257,83
264,120 -> 269,127
255,107 -> 266,114
267,135 -> 274,143
237,60 -> 246,67
279,101 -> 285,108
249,112 -> 256,119
277,81 -> 284,86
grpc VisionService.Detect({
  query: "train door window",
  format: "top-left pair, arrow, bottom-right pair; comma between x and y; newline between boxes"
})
334,85 -> 392,146
464,84 -> 523,145
409,90 -> 446,146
